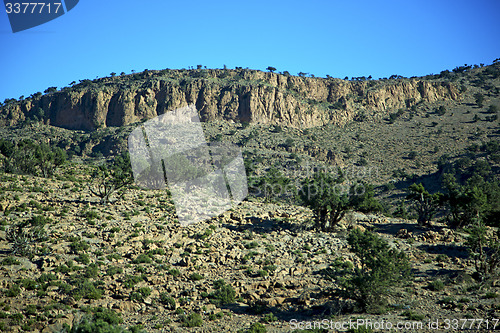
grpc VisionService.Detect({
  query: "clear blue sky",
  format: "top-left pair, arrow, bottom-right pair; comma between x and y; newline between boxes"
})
1,0 -> 499,102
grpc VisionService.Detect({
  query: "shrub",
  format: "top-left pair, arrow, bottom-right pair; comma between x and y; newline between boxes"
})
70,307 -> 130,332
442,173 -> 499,228
130,287 -> 151,302
182,313 -> 203,327
190,273 -> 203,281
89,152 -> 133,205
6,284 -> 21,297
487,104 -> 498,114
428,279 -> 445,291
246,322 -> 267,333
71,279 -> 103,300
132,254 -> 151,264
474,92 -> 484,108
250,167 -> 293,203
327,230 -> 411,313
1,257 -> 20,265
299,171 -> 353,232
69,239 -> 90,254
210,279 -> 235,306
6,222 -> 47,257
159,293 -> 176,309
407,151 -> 418,160
106,266 -> 123,276
406,183 -> 443,226
436,105 -> 446,116
0,139 -> 66,177
169,269 -> 180,277
465,218 -> 500,281
350,184 -> 383,213
76,253 -> 91,265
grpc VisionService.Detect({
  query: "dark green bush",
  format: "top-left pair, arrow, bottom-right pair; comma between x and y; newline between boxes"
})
181,313 -> 203,327
159,293 -> 176,309
89,152 -> 133,205
406,183 -> 443,226
0,139 -> 66,177
130,287 -> 151,302
299,171 -> 351,232
132,254 -> 151,264
210,279 -> 235,306
1,257 -> 20,265
6,284 -> 21,297
465,218 -> 500,281
189,273 -> 203,281
326,230 -> 411,313
428,279 -> 445,291
70,307 -> 133,333
246,322 -> 267,333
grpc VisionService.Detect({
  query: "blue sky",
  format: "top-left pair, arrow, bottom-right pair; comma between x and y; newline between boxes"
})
1,0 -> 499,102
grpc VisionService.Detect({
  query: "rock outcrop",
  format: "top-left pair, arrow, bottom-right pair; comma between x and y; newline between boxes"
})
0,69 -> 461,130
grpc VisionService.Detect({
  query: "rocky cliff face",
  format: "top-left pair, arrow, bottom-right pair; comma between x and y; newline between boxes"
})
0,69 -> 461,130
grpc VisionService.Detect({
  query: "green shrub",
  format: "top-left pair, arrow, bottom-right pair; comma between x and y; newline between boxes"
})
122,275 -> 144,289
403,310 -> 425,320
69,239 -> 90,254
406,183 -> 443,226
106,266 -> 123,277
130,287 -> 151,302
327,230 -> 412,313
427,279 -> 445,291
6,222 -> 47,257
76,253 -> 91,265
189,273 -> 203,281
169,269 -> 180,277
71,279 -> 103,300
159,293 -> 176,309
70,307 -> 129,332
182,313 -> 203,327
484,292 -> 498,299
436,105 -> 446,116
132,254 -> 151,264
246,322 -> 267,333
299,172 -> 352,232
465,218 -> 500,280
350,184 -> 384,214
1,257 -> 20,265
474,92 -> 484,108
6,284 -> 21,297
210,279 -> 235,306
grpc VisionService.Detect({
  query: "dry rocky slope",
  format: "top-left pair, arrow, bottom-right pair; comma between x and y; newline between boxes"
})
1,68 -> 462,131
0,169 -> 498,333
0,62 -> 498,333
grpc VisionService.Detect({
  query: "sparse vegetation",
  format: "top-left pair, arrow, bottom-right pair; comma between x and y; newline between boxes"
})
0,61 -> 499,331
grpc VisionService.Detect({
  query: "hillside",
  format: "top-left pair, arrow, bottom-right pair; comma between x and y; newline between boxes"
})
0,61 -> 499,332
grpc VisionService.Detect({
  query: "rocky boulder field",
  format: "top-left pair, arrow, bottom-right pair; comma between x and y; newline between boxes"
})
0,166 -> 498,332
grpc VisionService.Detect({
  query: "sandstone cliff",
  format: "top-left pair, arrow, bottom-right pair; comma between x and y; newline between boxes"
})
0,69 -> 462,130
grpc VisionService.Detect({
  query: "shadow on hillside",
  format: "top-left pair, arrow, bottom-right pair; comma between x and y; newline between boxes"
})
373,221 -> 422,236
391,171 -> 443,193
418,243 -> 469,258
222,216 -> 302,234
418,268 -> 471,282
222,295 -> 352,324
